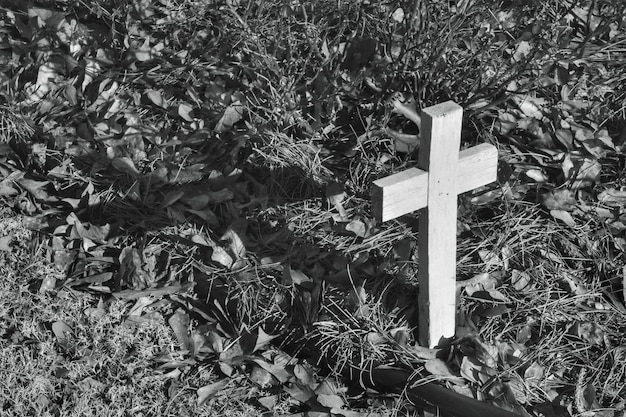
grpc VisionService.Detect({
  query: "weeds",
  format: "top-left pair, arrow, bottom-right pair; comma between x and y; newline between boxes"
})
0,0 -> 625,415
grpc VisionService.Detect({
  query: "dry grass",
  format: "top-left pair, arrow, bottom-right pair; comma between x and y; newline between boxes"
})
1,0 -> 625,415
455,199 -> 626,412
0,215 -> 292,417
0,105 -> 35,144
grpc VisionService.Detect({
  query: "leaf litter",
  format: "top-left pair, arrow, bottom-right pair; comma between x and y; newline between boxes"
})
1,0 -> 625,416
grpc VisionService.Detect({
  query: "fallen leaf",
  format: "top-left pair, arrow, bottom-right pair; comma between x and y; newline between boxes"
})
479,249 -> 502,269
366,332 -> 386,345
197,379 -> 229,406
316,393 -> 344,408
183,194 -> 210,210
119,246 -> 153,289
146,89 -> 167,108
294,363 -> 317,387
219,361 -> 235,377
253,328 -> 279,352
342,37 -> 377,71
524,362 -> 544,383
215,102 -> 245,133
575,321 -> 604,345
484,305 -> 509,317
128,297 -> 153,317
326,181 -> 348,220
285,266 -> 312,285
505,378 -> 528,405
391,8 -> 404,22
346,219 -> 370,238
516,326 -> 532,344
257,395 -> 277,410
252,357 -> 292,383
389,92 -> 421,128
513,41 -> 533,63
283,383 -> 315,403
495,112 -> 517,135
16,178 -> 49,200
598,188 -> 626,207
425,359 -> 462,383
553,129 -> 574,150
406,345 -> 439,360
178,103 -> 194,121
540,189 -> 576,211
39,276 -> 56,293
131,37 -> 163,61
249,365 -> 278,388
576,381 -> 600,412
550,209 -> 576,226
0,180 -> 18,197
486,288 -> 509,302
460,356 -> 497,385
52,320 -> 72,341
112,282 -> 190,299
0,235 -> 12,252
111,157 -> 140,177
561,155 -> 601,189
69,272 -> 114,287
524,169 -> 548,182
168,310 -> 190,351
29,6 -> 66,27
210,246 -> 233,268
162,190 -> 185,207
511,269 -> 534,292
221,226 -> 246,260
331,408 -> 372,417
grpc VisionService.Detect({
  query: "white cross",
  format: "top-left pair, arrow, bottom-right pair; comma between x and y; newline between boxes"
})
371,101 -> 498,347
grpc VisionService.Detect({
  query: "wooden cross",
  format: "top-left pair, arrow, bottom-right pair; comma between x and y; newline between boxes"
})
371,101 -> 498,348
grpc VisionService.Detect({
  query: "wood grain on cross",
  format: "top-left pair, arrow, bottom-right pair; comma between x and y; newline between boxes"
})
371,101 -> 498,348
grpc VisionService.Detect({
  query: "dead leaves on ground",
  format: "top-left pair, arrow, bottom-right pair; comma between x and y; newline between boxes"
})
1,1 -> 626,416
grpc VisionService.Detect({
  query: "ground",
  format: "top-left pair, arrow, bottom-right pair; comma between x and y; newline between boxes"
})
0,0 -> 625,416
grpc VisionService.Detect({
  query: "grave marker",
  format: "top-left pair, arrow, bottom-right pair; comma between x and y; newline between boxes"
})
371,101 -> 498,347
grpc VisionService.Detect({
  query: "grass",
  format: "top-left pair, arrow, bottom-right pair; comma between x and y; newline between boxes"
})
1,0 -> 626,415
0,214 -> 281,417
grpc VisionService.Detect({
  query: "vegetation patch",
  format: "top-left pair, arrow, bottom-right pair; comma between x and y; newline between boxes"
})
0,0 -> 625,416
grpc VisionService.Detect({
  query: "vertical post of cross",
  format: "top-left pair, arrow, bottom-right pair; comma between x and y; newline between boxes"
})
371,101 -> 498,348
417,102 -> 463,347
